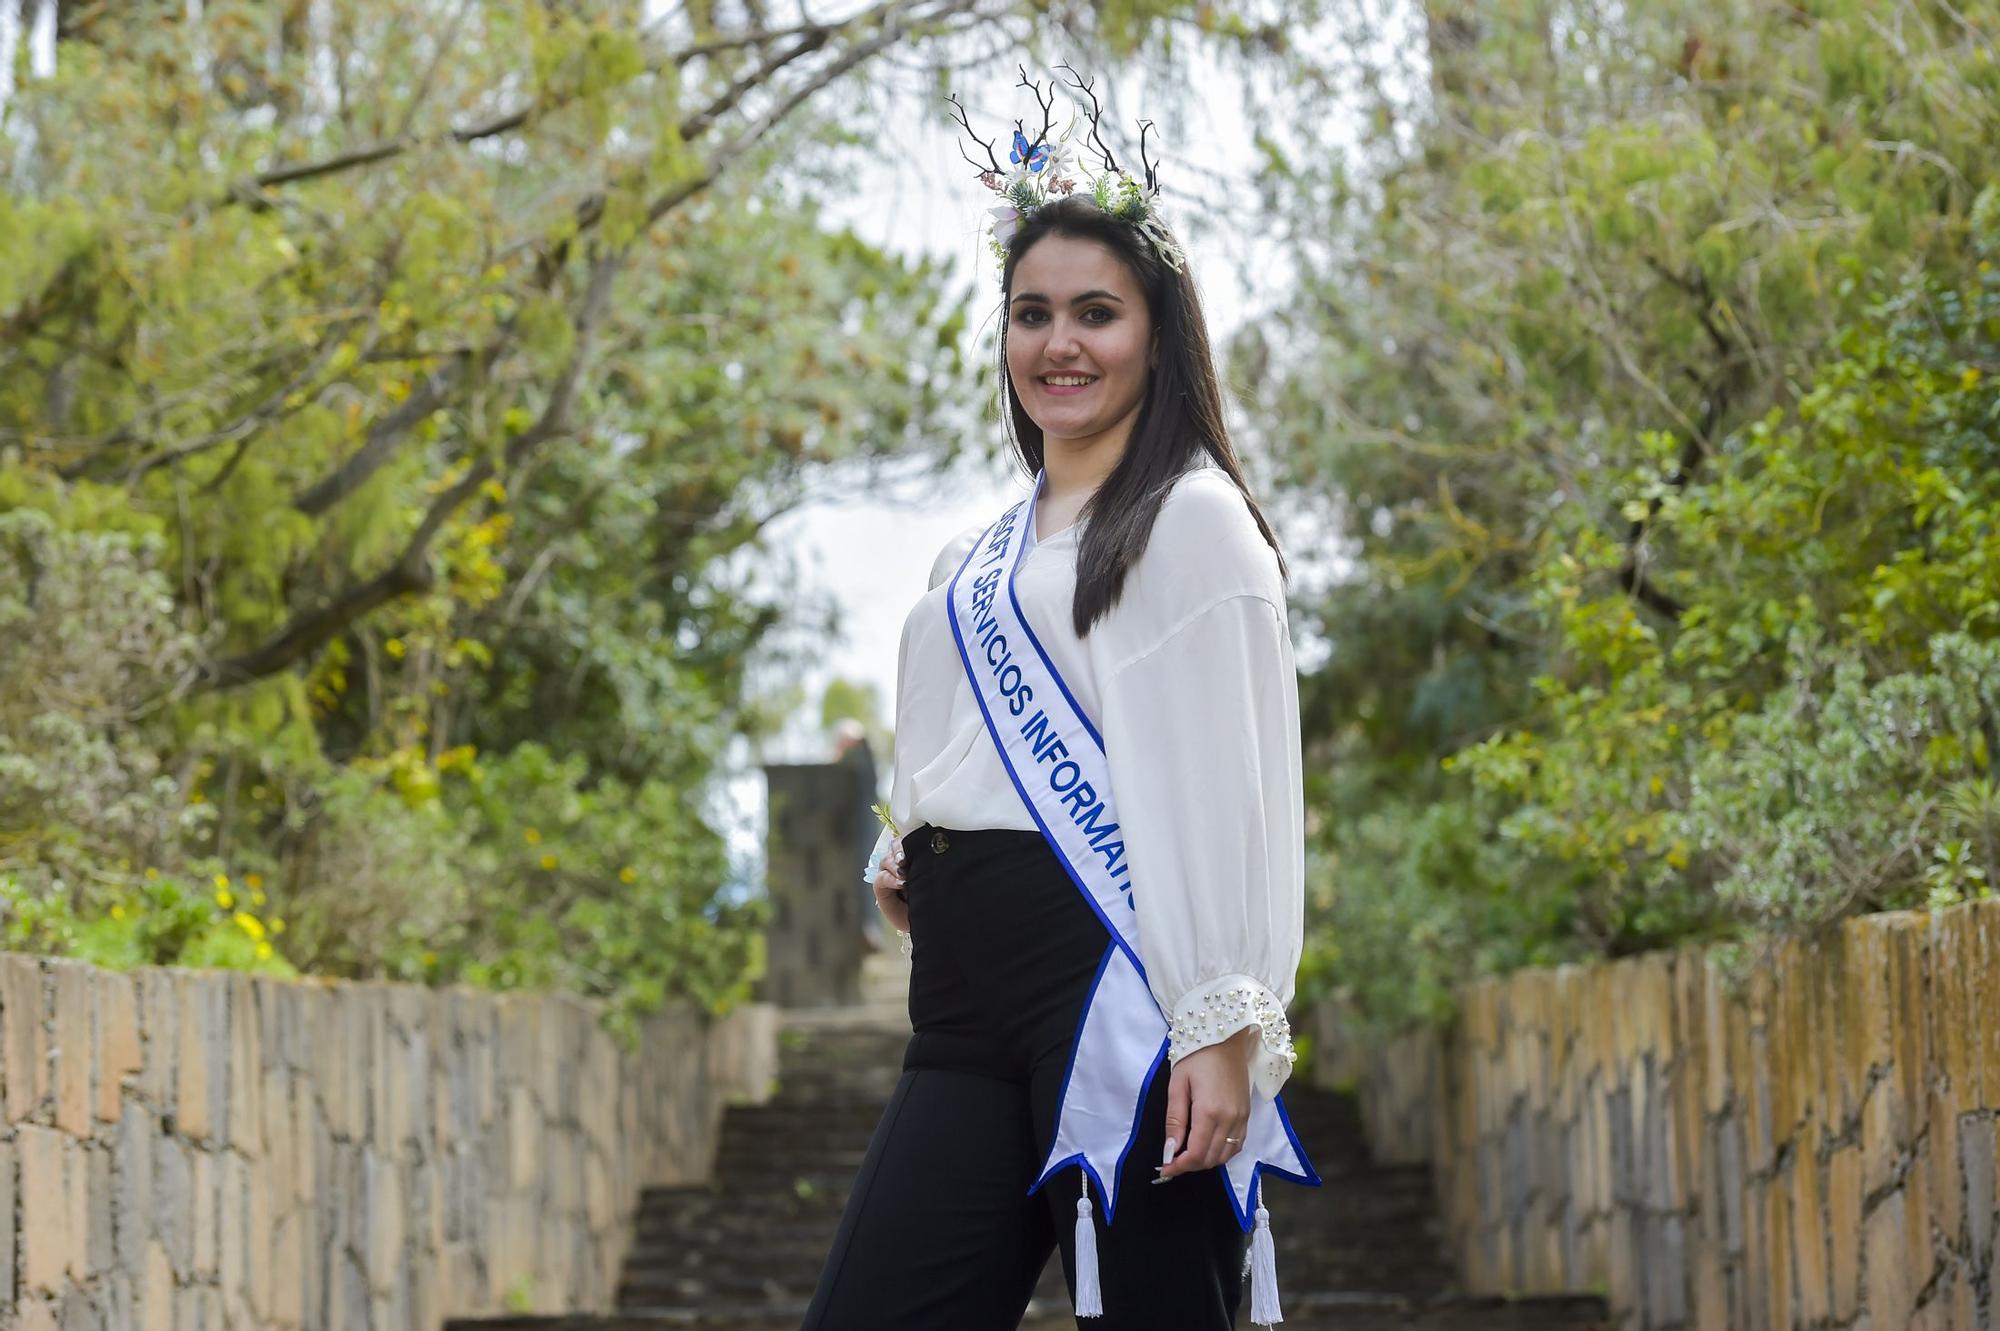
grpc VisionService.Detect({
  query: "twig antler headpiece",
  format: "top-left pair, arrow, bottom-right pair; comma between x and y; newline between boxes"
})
946,65 -> 1187,273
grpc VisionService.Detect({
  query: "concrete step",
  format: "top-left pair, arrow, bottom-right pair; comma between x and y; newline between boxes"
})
614,1259 -> 1466,1307
623,1202 -> 1451,1255
450,1291 -> 1610,1329
445,1011 -> 1610,1331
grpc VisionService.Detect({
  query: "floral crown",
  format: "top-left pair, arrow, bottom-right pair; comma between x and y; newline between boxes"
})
946,65 -> 1188,274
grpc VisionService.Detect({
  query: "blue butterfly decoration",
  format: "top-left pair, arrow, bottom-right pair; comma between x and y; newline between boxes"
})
1010,128 -> 1050,173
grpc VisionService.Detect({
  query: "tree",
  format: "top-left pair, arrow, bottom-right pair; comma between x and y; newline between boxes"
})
0,0 -> 1293,1027
1240,0 -> 2000,1030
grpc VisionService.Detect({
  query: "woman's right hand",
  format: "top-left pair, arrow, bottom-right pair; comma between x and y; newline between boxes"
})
872,836 -> 910,933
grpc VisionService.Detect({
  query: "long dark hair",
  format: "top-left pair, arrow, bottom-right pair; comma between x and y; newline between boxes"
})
998,194 -> 1289,637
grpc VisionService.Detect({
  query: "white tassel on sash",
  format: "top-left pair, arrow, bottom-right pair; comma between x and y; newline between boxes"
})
1073,1171 -> 1104,1317
1248,1201 -> 1283,1326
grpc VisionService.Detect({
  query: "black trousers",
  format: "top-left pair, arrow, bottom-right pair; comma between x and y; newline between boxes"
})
801,823 -> 1248,1330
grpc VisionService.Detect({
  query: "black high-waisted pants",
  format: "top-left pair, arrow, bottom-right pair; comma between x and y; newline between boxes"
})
800,823 -> 1248,1330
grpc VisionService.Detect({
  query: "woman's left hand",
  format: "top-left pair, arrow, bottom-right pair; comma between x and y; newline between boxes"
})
1156,1023 -> 1262,1181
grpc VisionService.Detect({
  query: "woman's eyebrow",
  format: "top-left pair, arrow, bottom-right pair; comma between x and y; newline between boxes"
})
1010,289 -> 1126,305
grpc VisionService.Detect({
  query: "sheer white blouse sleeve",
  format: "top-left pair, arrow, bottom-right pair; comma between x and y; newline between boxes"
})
1098,584 -> 1305,1106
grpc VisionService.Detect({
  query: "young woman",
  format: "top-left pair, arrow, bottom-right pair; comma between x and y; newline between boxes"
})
800,167 -> 1311,1331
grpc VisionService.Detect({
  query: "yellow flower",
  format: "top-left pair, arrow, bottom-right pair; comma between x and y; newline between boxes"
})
245,873 -> 264,890
234,912 -> 266,941
213,873 -> 230,890
215,889 -> 235,909
143,868 -> 159,881
1963,367 -> 1983,391
385,637 -> 406,659
539,854 -> 558,870
110,905 -> 127,920
523,827 -> 542,845
421,950 -> 438,966
618,866 -> 637,884
271,918 -> 286,935
251,890 -> 267,906
255,942 -> 273,960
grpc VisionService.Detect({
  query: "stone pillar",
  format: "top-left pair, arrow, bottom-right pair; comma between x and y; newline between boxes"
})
759,743 -> 876,1008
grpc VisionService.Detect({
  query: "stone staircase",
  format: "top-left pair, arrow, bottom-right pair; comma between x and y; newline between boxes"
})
448,954 -> 1609,1331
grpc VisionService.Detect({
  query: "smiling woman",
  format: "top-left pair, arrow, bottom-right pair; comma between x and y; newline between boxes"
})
801,105 -> 1316,1330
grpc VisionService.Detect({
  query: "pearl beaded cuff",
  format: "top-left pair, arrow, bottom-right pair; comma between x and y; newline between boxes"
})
1167,974 -> 1297,1102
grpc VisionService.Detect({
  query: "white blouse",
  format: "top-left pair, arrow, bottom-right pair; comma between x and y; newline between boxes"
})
872,461 -> 1304,1104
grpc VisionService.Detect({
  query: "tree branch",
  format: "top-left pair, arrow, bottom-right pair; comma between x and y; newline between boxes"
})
1614,253 -> 1759,623
644,0 -> 976,229
227,10 -> 860,200
202,249 -> 625,689
284,0 -> 942,517
290,356 -> 468,515
1639,252 -> 1733,360
113,312 -> 386,485
194,0 -> 973,686
1615,557 -> 1685,620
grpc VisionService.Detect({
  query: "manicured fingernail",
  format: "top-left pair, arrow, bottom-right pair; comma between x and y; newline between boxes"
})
1162,1137 -> 1177,1165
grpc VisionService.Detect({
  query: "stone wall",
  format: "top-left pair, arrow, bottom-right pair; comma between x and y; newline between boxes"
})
1310,898 -> 2000,1329
0,953 -> 780,1331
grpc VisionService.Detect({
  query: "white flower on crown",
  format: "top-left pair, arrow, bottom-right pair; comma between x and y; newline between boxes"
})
1001,119 -> 1080,189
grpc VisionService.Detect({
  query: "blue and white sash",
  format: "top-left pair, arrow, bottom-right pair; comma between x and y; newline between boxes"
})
944,468 -> 1320,1234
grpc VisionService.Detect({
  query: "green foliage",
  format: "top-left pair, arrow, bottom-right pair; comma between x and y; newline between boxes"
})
1677,629 -> 2000,926
0,1 -> 992,1023
436,742 -> 770,1040
1247,0 -> 2000,1031
0,511 -> 200,886
1,868 -> 297,979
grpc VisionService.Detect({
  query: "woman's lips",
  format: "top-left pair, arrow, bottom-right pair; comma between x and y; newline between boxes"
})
1040,375 -> 1097,396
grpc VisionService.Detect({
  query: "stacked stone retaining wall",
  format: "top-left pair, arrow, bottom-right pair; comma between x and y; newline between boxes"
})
0,953 -> 779,1330
1311,899 -> 2000,1328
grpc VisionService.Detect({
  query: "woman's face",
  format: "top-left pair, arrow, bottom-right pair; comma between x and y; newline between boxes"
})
1005,233 -> 1155,449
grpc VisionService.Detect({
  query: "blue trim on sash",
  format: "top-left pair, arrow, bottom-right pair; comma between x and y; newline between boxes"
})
1019,937 -> 1172,1226
1120,1046 -> 1173,1210
1227,1099 -> 1325,1230
942,505 -> 1148,983
1008,480 -> 1105,752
